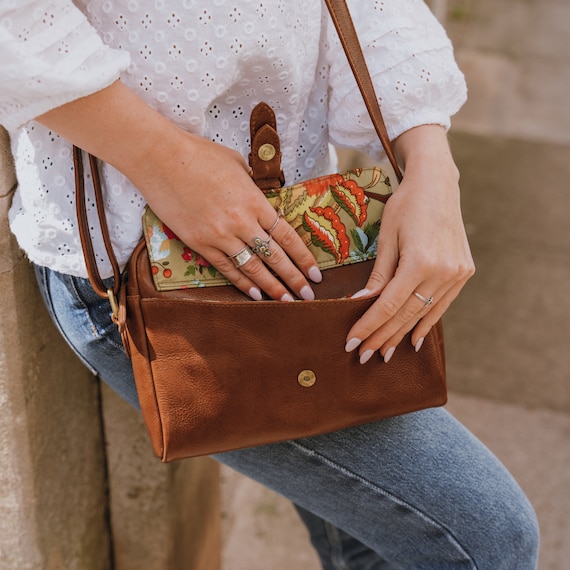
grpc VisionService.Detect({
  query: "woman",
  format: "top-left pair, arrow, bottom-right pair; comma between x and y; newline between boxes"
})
1,1 -> 539,567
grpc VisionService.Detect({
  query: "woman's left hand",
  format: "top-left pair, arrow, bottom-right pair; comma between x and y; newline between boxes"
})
344,125 -> 475,364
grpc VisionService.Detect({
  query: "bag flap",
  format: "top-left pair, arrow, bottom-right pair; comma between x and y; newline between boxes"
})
143,167 -> 392,291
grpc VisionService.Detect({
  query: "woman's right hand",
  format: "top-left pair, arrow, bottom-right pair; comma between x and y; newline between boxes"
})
130,129 -> 322,301
38,81 -> 321,300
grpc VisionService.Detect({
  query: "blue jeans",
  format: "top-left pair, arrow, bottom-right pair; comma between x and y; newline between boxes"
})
35,265 -> 539,569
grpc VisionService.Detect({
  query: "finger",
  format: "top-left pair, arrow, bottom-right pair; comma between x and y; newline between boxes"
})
410,279 -> 469,348
264,215 -> 322,284
351,236 -> 399,299
375,286 -> 447,358
211,225 -> 315,301
201,241 -> 307,302
365,277 -> 469,363
345,264 -> 426,347
200,247 -> 268,301
355,281 -> 442,359
243,232 -> 316,300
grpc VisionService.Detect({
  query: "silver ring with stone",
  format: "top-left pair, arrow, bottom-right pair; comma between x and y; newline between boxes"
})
251,236 -> 272,258
229,246 -> 254,268
413,291 -> 434,307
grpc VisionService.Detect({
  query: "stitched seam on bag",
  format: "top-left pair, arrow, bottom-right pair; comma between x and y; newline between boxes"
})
289,440 -> 478,569
133,295 -> 167,460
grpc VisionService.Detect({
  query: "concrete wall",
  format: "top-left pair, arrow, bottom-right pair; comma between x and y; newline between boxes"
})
443,0 -> 570,413
0,128 -> 111,568
102,386 -> 220,570
446,0 -> 570,145
0,127 -> 220,569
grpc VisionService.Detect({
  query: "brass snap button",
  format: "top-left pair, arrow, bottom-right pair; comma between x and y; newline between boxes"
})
298,370 -> 316,387
258,143 -> 276,161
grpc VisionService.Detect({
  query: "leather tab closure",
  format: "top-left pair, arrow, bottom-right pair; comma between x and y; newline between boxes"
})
258,142 -> 277,162
248,102 -> 285,191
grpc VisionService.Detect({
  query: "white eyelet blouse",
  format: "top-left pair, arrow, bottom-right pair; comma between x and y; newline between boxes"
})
0,0 -> 467,278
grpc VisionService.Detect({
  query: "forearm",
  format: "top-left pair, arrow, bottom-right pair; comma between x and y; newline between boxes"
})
36,80 -> 187,188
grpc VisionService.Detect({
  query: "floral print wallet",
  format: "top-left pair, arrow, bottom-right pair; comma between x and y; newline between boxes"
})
143,167 -> 392,292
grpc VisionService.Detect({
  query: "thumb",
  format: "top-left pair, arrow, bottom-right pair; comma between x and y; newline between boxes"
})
351,237 -> 399,299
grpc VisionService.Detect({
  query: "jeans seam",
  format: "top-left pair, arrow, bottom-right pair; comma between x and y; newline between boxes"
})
68,275 -> 124,352
323,520 -> 349,570
290,439 -> 478,570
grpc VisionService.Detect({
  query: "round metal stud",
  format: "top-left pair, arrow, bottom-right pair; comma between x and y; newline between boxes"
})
298,370 -> 316,388
258,143 -> 277,162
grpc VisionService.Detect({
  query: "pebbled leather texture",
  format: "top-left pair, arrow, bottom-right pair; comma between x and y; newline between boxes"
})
123,242 -> 446,461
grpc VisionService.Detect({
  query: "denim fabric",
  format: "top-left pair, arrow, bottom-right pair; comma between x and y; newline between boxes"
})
35,264 -> 140,408
35,265 -> 539,570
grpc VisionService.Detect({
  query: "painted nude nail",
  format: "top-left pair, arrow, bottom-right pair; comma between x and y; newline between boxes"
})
280,293 -> 295,302
351,288 -> 371,300
383,346 -> 396,364
308,265 -> 323,283
345,337 -> 362,352
300,285 -> 315,301
415,337 -> 425,353
360,349 -> 375,365
249,287 -> 263,301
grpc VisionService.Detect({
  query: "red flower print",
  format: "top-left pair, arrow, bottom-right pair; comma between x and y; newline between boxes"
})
182,247 -> 194,261
331,179 -> 368,227
195,254 -> 211,267
163,224 -> 180,241
304,173 -> 344,197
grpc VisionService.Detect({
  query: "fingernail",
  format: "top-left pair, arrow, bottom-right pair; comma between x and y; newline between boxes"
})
249,287 -> 262,301
308,265 -> 323,283
280,293 -> 295,302
384,346 -> 396,364
345,337 -> 362,352
360,349 -> 375,365
351,288 -> 371,300
415,337 -> 425,353
300,285 -> 315,301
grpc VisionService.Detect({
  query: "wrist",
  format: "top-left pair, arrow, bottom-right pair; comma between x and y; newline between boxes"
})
393,125 -> 459,183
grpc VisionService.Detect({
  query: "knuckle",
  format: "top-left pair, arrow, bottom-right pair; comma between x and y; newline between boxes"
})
381,298 -> 400,318
276,226 -> 299,249
230,271 -> 250,289
440,264 -> 458,281
241,256 -> 265,277
463,261 -> 476,279
214,256 -> 235,272
400,304 -> 418,322
367,269 -> 389,289
263,247 -> 286,266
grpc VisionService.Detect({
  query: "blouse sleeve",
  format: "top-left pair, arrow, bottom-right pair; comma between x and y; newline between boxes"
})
0,0 -> 130,132
326,0 -> 467,160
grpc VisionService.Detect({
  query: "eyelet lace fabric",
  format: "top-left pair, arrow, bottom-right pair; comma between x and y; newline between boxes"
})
0,0 -> 466,278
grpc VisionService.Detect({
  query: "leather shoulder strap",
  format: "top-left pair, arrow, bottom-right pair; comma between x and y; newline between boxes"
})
73,146 -> 121,298
324,0 -> 403,182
